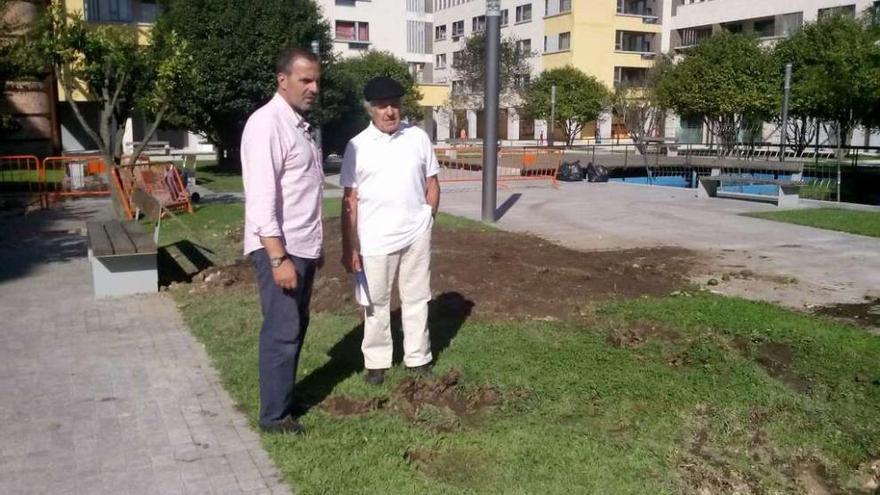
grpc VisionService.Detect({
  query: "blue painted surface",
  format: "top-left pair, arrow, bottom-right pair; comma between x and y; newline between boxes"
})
612,171 -> 809,197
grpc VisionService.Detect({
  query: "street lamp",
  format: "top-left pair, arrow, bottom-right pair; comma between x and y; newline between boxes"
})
310,40 -> 322,157
481,0 -> 501,223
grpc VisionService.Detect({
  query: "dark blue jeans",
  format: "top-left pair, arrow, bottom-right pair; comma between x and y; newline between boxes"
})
251,249 -> 316,427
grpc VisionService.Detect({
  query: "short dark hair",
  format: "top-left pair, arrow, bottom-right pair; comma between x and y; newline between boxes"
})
275,46 -> 319,75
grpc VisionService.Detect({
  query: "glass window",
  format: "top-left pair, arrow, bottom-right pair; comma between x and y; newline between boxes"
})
435,24 -> 447,40
558,32 -> 570,50
516,3 -> 532,23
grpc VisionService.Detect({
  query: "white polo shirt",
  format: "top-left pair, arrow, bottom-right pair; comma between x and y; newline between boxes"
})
340,123 -> 440,256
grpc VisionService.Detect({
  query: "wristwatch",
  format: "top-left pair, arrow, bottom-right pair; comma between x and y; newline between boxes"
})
269,255 -> 287,268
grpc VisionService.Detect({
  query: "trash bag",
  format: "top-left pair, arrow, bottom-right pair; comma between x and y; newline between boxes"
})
585,162 -> 610,183
556,160 -> 584,182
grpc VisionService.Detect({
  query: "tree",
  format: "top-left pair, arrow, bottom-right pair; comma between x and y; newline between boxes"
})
320,51 -> 422,155
155,0 -> 332,168
522,66 -> 609,147
655,32 -> 777,154
450,32 -> 532,110
25,3 -> 195,173
610,54 -> 672,153
773,13 -> 880,155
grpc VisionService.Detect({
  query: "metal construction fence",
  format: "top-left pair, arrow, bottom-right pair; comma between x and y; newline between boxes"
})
434,145 -> 563,188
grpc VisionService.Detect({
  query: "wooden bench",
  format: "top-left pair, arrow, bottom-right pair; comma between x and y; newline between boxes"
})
698,175 -> 803,207
87,219 -> 158,298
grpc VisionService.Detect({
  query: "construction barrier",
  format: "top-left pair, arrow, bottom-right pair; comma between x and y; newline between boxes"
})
115,161 -> 192,219
41,155 -> 113,203
435,146 -> 562,187
0,155 -> 43,208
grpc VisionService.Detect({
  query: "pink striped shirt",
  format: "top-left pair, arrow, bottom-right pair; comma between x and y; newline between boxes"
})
241,93 -> 323,258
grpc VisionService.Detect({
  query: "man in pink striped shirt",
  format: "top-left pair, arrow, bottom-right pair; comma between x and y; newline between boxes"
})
241,47 -> 323,435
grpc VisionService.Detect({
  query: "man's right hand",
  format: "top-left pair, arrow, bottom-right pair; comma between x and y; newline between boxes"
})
272,260 -> 298,290
341,249 -> 362,273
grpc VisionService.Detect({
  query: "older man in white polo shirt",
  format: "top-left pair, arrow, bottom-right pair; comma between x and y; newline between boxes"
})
340,76 -> 441,385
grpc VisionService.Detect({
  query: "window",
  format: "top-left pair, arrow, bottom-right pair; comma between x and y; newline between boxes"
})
614,67 -> 648,86
818,5 -> 856,19
558,32 -> 570,50
753,18 -> 775,38
452,20 -> 464,37
516,3 -> 532,23
336,20 -> 370,42
436,53 -> 447,69
516,39 -> 531,55
616,31 -> 653,52
545,0 -> 571,16
452,49 -> 464,67
501,9 -> 509,26
780,12 -> 803,37
435,24 -> 447,40
472,15 -> 486,33
676,26 -> 711,48
85,0 -> 133,22
617,0 -> 653,16
451,80 -> 464,95
514,73 -> 531,88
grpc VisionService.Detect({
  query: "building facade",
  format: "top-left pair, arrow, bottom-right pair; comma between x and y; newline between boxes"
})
661,0 -> 880,146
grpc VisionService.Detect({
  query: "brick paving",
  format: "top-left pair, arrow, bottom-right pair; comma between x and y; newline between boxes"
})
0,199 -> 292,495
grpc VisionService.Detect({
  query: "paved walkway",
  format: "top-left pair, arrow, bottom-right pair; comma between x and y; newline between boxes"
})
440,181 -> 880,308
0,199 -> 291,495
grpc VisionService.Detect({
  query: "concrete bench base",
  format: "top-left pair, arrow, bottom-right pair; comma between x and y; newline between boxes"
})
89,249 -> 158,298
698,177 -> 801,207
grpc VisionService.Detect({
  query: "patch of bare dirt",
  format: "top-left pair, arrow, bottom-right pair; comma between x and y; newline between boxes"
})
319,369 -> 504,432
730,337 -> 811,394
607,322 -> 680,349
184,219 -> 695,319
814,298 -> 880,331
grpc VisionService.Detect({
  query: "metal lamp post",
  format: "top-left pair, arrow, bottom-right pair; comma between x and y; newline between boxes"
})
481,0 -> 501,223
310,40 -> 323,156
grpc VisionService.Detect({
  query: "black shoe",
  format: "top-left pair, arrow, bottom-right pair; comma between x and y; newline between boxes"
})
259,416 -> 306,435
364,369 -> 386,385
406,364 -> 433,378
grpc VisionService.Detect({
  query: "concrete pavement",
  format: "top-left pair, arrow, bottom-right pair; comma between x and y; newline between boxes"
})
0,198 -> 292,495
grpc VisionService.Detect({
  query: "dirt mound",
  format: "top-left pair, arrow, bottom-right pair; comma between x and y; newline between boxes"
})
319,370 -> 503,431
181,219 -> 693,319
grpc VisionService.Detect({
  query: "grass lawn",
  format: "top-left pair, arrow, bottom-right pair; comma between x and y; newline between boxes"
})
748,207 -> 880,238
166,202 -> 880,495
194,163 -> 244,193
194,162 -> 342,193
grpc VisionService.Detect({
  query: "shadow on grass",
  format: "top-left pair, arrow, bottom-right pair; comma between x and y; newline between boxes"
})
297,291 -> 474,411
157,239 -> 216,286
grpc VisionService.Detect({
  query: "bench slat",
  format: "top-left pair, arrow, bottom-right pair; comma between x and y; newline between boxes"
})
103,221 -> 137,255
121,221 -> 157,254
87,221 -> 114,257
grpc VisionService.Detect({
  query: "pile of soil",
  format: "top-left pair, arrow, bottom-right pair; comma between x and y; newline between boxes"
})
187,218 -> 695,320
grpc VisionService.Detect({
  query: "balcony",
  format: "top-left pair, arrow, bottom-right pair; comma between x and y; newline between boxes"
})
615,31 -> 656,54
616,0 -> 659,24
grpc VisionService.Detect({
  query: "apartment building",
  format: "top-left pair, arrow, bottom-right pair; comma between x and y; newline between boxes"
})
431,0 -> 545,140
661,0 -> 880,146
543,0 -> 662,140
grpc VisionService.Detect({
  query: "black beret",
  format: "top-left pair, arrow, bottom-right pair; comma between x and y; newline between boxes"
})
363,76 -> 405,101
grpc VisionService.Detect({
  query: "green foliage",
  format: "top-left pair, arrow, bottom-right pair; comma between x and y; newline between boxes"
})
154,0 -> 332,165
773,13 -> 880,141
20,3 -> 196,168
450,33 -> 532,109
523,66 -> 609,147
655,33 -> 777,151
320,51 -> 422,155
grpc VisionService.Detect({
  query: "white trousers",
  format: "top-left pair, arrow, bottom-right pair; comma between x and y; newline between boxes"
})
361,227 -> 433,370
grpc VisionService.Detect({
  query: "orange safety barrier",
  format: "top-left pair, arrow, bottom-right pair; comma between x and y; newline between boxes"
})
0,155 -> 44,208
41,155 -> 112,203
434,146 -> 562,187
115,161 -> 193,219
